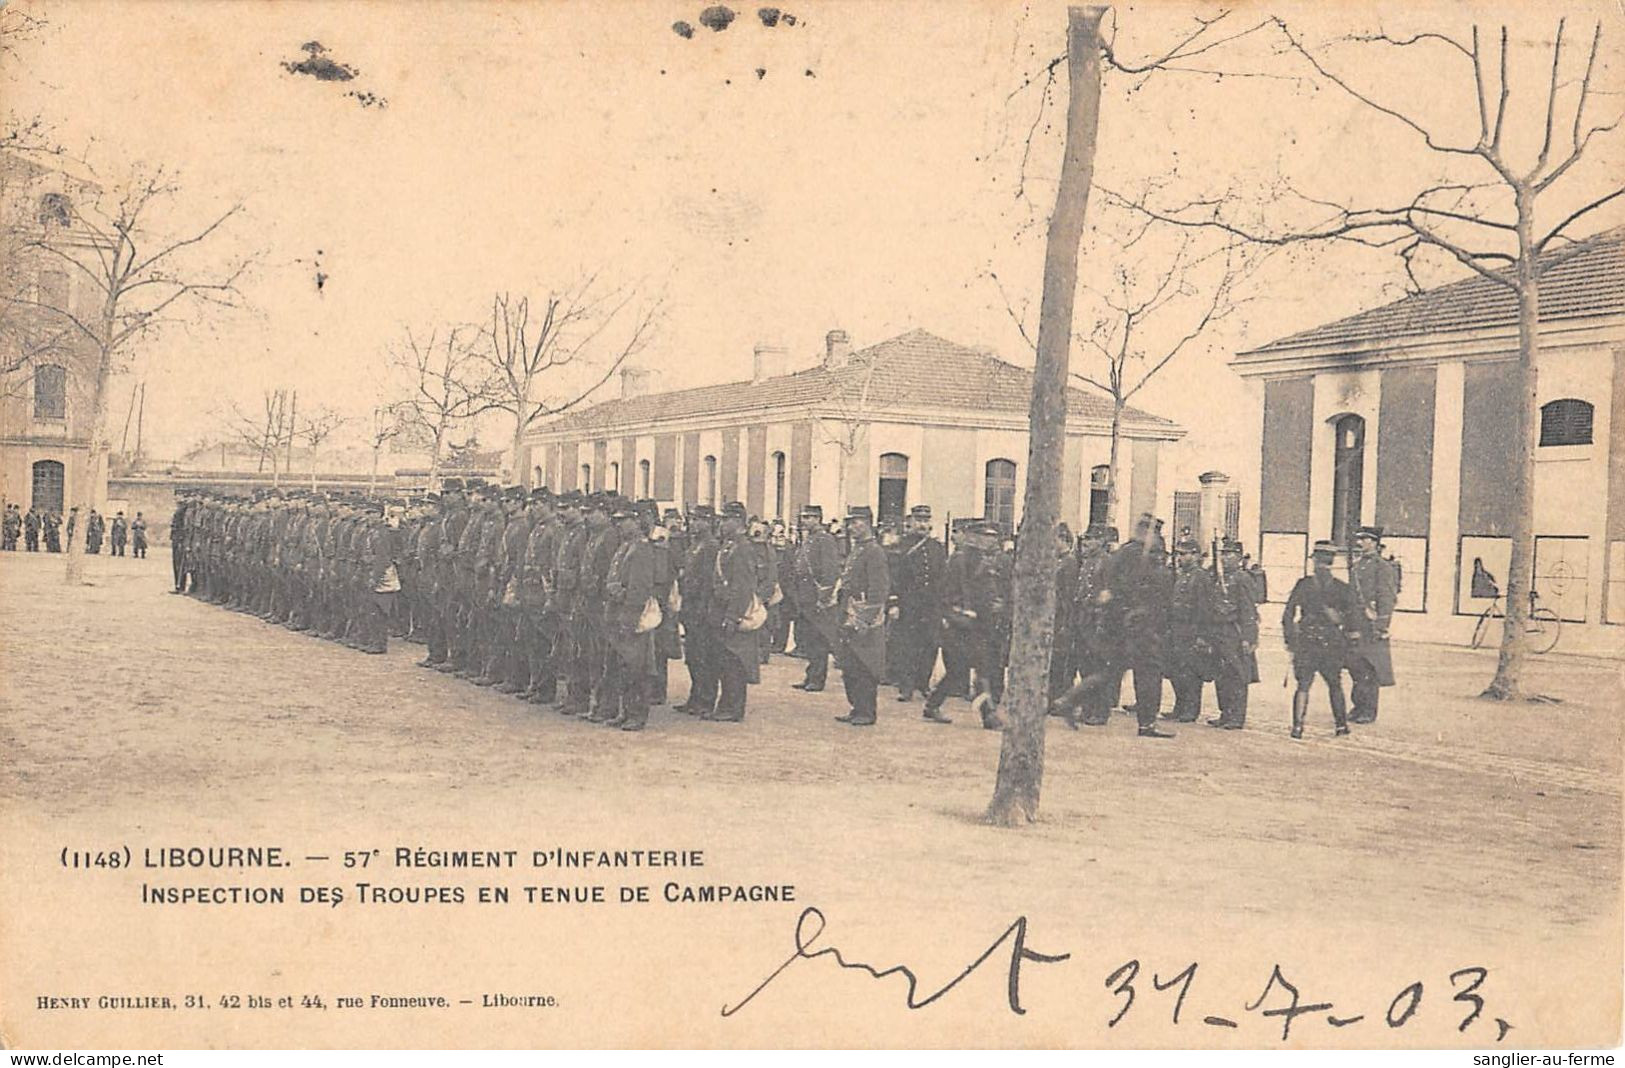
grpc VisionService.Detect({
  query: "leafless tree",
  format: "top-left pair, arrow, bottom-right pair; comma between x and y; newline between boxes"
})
1102,16 -> 1624,700
385,323 -> 489,491
295,405 -> 348,490
998,225 -> 1261,529
6,163 -> 253,583
224,389 -> 294,482
476,279 -> 664,481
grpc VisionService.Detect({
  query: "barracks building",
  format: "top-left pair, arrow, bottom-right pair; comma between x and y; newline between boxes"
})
520,328 -> 1184,533
1236,226 -> 1625,656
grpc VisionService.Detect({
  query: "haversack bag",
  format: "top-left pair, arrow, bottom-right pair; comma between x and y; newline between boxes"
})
738,593 -> 769,632
636,596 -> 663,634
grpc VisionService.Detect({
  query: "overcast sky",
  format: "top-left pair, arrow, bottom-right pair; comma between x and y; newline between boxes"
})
5,0 -> 1621,490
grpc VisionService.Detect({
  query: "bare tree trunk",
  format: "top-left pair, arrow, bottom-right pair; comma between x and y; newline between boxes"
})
510,412 -> 526,486
428,419 -> 447,493
65,346 -> 111,585
1484,189 -> 1539,699
1106,396 -> 1123,528
987,4 -> 1105,827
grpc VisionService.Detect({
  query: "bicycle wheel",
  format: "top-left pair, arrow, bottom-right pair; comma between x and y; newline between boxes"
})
1471,607 -> 1496,649
1527,608 -> 1561,654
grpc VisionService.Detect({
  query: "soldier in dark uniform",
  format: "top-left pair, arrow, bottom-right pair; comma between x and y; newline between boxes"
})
1346,525 -> 1397,724
922,519 -> 1009,729
357,501 -> 404,655
23,506 -> 40,552
109,512 -> 128,556
834,506 -> 890,726
1282,540 -> 1355,739
788,505 -> 841,693
1162,537 -> 1215,724
551,493 -> 591,707
750,519 -> 781,667
708,501 -> 762,722
43,510 -> 61,553
674,504 -> 719,715
1048,523 -> 1082,715
518,490 -> 560,704
429,480 -> 471,672
490,487 -> 535,693
646,505 -> 681,705
581,495 -> 626,722
892,504 -> 947,702
1206,539 -> 1260,730
168,499 -> 187,585
600,501 -> 658,730
768,521 -> 793,654
86,508 -> 104,554
2,504 -> 18,551
131,512 -> 148,558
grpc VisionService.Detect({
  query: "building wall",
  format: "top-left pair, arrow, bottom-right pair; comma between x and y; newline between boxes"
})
528,414 -> 1173,534
1248,336 -> 1623,654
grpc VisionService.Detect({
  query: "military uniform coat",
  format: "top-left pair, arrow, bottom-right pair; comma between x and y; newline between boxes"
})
837,536 -> 891,678
711,535 -> 763,684
1282,572 -> 1356,674
604,537 -> 657,673
1347,553 -> 1398,686
789,529 -> 843,647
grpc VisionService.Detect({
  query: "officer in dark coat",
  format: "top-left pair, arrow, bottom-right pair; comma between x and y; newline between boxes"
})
1346,524 -> 1398,723
922,519 -> 1010,729
646,502 -> 682,705
1163,537 -> 1217,723
85,508 -> 104,554
601,501 -> 658,730
1048,523 -> 1082,711
1,504 -> 18,551
708,501 -> 762,721
23,507 -> 41,552
674,505 -> 719,715
109,512 -> 128,556
1206,539 -> 1260,730
44,510 -> 62,553
1100,514 -> 1175,738
834,506 -> 890,726
892,504 -> 947,702
131,512 -> 148,558
788,505 -> 842,693
1283,540 -> 1355,739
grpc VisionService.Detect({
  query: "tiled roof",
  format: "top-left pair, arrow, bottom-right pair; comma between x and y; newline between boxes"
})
1242,226 -> 1625,355
545,328 -> 1180,437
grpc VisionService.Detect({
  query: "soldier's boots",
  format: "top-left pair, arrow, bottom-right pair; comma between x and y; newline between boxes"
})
1290,691 -> 1309,740
922,706 -> 952,725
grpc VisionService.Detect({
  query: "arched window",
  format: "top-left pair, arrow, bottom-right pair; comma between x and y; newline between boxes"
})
703,455 -> 718,507
608,461 -> 621,493
580,462 -> 592,490
878,452 -> 909,523
531,464 -> 544,488
984,458 -> 1017,528
1089,464 -> 1110,526
33,364 -> 67,420
1540,398 -> 1594,446
1330,413 -> 1365,546
771,451 -> 787,519
639,459 -> 652,498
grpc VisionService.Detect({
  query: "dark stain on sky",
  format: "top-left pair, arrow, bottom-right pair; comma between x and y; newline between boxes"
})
282,41 -> 357,82
698,6 -> 736,32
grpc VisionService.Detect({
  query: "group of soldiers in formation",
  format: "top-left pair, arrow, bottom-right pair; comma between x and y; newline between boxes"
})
164,479 -> 1398,739
2,503 -> 148,556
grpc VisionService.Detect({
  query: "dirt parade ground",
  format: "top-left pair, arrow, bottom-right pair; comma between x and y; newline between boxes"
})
1,549 -> 1620,1048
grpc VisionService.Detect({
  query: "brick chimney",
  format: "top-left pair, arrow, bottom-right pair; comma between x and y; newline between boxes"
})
824,329 -> 852,369
752,343 -> 790,383
620,367 -> 653,399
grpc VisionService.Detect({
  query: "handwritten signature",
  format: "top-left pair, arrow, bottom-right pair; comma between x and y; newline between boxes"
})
721,906 -> 1069,1017
721,906 -> 1514,1043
